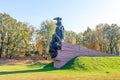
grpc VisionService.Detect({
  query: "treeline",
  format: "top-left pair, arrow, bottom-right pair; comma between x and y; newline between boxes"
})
0,13 -> 56,59
0,13 -> 120,59
66,24 -> 120,55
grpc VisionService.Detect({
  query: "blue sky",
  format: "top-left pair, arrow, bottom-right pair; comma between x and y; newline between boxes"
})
0,0 -> 120,33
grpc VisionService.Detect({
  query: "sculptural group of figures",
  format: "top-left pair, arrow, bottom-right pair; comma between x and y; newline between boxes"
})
49,17 -> 64,58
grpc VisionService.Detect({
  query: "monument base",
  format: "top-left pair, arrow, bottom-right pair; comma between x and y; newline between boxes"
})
54,42 -> 114,68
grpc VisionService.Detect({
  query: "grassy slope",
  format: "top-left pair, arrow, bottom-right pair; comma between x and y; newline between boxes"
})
0,57 -> 120,80
62,57 -> 120,73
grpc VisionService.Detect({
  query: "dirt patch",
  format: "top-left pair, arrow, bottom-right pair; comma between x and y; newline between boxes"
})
0,57 -> 52,65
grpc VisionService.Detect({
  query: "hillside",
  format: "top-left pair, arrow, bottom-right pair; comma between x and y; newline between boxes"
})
61,57 -> 120,72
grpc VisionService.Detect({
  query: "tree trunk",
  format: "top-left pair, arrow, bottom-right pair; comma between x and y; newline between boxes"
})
0,48 -> 2,58
5,48 -> 9,58
0,40 -> 4,58
5,37 -> 10,58
109,42 -> 113,54
110,47 -> 113,54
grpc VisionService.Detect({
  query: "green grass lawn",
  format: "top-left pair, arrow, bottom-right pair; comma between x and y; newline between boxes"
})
0,57 -> 120,80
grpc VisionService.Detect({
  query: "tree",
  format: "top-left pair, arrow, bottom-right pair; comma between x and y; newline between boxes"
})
83,27 -> 92,43
0,13 -> 33,58
36,36 -> 43,55
37,20 -> 55,55
103,24 -> 120,54
0,13 -> 16,58
75,32 -> 83,45
64,30 -> 77,44
95,24 -> 110,53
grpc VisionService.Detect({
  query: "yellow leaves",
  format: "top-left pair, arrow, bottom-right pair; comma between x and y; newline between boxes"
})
85,40 -> 100,51
36,38 -> 43,55
117,43 -> 120,52
65,37 -> 76,44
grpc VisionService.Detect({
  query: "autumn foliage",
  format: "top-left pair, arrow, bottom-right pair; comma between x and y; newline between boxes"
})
0,13 -> 120,59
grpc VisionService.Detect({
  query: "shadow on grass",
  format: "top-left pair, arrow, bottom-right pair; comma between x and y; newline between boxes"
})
0,62 -> 59,75
0,57 -> 77,75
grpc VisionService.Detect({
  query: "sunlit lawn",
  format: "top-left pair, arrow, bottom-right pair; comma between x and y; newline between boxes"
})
0,63 -> 120,80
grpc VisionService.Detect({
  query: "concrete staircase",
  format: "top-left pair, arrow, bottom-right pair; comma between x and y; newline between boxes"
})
54,42 -> 114,68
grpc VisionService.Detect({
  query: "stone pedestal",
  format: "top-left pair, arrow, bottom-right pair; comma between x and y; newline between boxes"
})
54,42 -> 113,68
